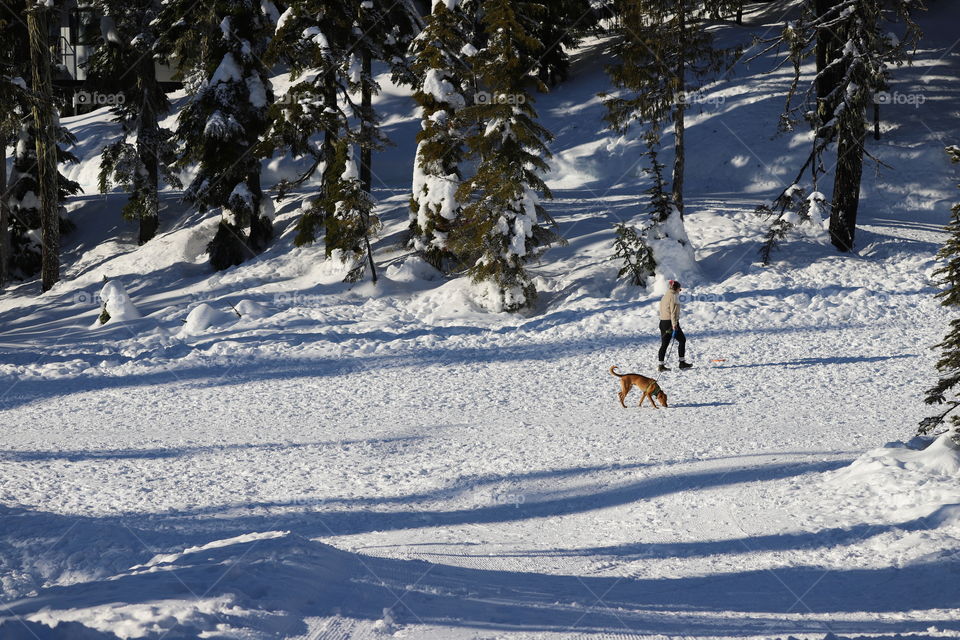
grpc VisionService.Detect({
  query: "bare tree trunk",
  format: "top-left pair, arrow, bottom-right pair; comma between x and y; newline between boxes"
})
671,1 -> 686,217
137,56 -> 160,245
359,46 -> 377,284
28,4 -> 60,292
829,113 -> 865,252
0,142 -> 9,287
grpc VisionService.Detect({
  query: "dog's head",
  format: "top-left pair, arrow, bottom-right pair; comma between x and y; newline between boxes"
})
652,386 -> 668,407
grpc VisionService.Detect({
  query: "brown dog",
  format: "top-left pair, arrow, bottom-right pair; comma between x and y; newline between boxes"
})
610,366 -> 668,408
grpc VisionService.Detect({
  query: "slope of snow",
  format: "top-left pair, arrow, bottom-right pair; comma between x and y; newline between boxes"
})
1,2 -> 960,638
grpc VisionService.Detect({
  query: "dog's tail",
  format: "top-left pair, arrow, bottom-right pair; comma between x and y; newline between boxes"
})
610,365 -> 623,377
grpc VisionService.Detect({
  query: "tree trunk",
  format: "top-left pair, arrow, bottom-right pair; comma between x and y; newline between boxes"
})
671,1 -> 686,216
137,57 -> 160,245
0,142 -> 9,287
359,46 -> 377,284
814,0 -> 841,120
735,2 -> 743,24
28,4 -> 60,293
829,113 -> 865,252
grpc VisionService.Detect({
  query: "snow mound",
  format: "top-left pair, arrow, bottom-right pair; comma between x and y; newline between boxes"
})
181,303 -> 238,334
835,432 -> 960,481
235,299 -> 271,319
93,280 -> 142,326
384,256 -> 442,283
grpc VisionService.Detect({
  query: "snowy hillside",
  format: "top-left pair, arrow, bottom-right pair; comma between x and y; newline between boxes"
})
2,1 -> 960,638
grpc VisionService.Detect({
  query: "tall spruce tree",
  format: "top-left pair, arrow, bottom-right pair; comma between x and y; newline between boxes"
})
158,0 -> 277,271
86,0 -> 181,245
0,9 -> 29,286
2,2 -> 80,283
453,0 -> 561,312
921,144 -> 960,444
604,0 -> 733,216
265,0 -> 418,280
408,0 -> 473,271
761,0 -> 921,252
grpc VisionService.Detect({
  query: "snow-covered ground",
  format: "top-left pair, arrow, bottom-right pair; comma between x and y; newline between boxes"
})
2,2 -> 960,638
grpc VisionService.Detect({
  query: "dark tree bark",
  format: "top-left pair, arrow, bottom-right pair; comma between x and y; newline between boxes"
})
0,142 -> 9,287
137,55 -> 160,245
28,4 -> 60,292
671,1 -> 686,216
359,46 -> 377,283
830,115 -> 865,252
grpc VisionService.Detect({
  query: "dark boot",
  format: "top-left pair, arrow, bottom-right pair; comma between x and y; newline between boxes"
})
678,361 -> 693,370
658,364 -> 670,372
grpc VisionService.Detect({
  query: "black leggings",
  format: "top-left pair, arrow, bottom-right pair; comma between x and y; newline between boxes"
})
658,320 -> 686,362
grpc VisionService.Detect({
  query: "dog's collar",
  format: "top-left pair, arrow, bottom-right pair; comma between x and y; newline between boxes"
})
650,385 -> 662,398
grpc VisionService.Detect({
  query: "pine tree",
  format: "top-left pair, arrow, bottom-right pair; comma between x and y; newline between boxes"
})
86,0 -> 181,244
266,0 -> 419,281
531,0 -> 599,87
453,0 -> 562,312
409,0 -> 473,271
0,8 -> 30,286
921,144 -> 960,444
604,0 -> 734,215
759,0 -> 921,252
158,0 -> 277,271
3,2 -> 80,283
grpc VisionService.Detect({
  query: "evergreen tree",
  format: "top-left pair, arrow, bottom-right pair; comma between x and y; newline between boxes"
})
408,0 -> 473,271
453,0 -> 562,312
2,2 -> 80,282
158,0 -> 277,271
0,8 -> 30,286
266,0 -> 418,280
921,144 -> 960,444
86,0 -> 181,244
604,0 -> 734,215
532,0 -> 599,87
760,0 -> 921,252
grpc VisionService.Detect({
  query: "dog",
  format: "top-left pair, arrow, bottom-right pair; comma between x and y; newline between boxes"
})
609,366 -> 668,408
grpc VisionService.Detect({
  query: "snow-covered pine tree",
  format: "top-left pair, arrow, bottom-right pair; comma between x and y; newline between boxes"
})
0,7 -> 29,286
921,144 -> 960,444
531,0 -> 598,87
409,0 -> 473,271
2,1 -> 80,282
617,132 -> 695,286
158,0 -> 277,271
266,0 -> 418,281
759,0 -> 920,252
604,0 -> 734,215
86,0 -> 181,245
453,0 -> 562,312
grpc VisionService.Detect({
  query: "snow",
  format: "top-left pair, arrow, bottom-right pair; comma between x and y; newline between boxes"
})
210,52 -> 242,85
1,2 -> 960,638
94,279 -> 142,325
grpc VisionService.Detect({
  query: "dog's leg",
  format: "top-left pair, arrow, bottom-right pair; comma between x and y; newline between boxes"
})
619,381 -> 630,408
648,393 -> 660,409
638,390 -> 648,407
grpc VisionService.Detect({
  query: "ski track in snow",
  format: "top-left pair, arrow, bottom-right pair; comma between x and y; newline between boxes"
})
2,2 -> 960,639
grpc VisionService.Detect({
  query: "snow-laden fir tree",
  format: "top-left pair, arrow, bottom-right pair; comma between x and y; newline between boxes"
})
2,0 -> 81,282
86,0 -> 181,245
758,0 -> 921,252
266,0 -> 419,280
453,0 -> 562,312
616,133 -> 696,287
921,144 -> 960,444
604,0 -> 734,215
158,0 -> 277,271
408,0 -> 473,271
531,0 -> 600,87
0,5 -> 30,286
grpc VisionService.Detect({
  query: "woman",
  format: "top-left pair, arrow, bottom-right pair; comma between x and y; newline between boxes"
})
658,279 -> 692,372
